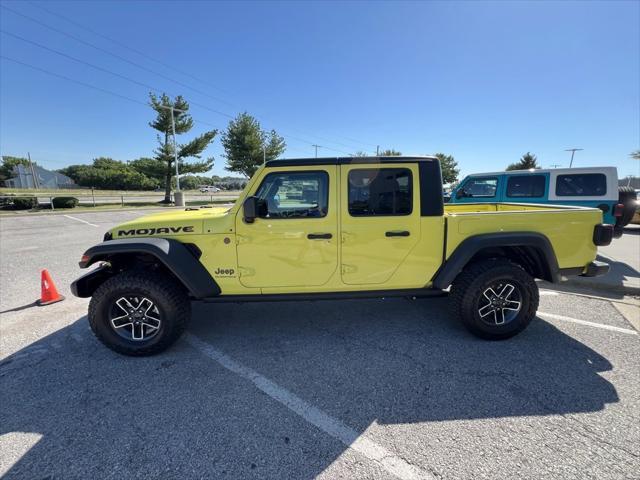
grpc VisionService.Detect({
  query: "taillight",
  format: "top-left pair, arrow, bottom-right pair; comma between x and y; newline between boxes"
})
613,203 -> 624,217
80,254 -> 90,264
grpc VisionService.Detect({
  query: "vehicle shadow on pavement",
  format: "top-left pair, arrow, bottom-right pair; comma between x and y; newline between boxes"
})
0,298 -> 619,479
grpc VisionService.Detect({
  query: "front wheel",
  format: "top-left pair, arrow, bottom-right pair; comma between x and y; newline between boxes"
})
450,258 -> 539,340
88,271 -> 191,356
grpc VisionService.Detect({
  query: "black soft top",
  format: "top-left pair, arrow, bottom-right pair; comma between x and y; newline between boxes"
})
265,156 -> 438,168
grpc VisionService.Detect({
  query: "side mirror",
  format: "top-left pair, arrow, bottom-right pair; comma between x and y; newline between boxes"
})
455,189 -> 466,199
243,196 -> 258,223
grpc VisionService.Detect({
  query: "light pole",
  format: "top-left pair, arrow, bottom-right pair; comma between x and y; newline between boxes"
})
158,104 -> 187,191
312,144 -> 321,158
565,148 -> 583,168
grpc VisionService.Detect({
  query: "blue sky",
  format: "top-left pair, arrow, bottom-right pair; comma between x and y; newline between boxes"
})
1,0 -> 638,179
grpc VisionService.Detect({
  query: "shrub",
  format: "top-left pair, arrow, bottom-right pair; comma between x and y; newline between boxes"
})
0,193 -> 15,208
52,196 -> 79,209
11,195 -> 38,210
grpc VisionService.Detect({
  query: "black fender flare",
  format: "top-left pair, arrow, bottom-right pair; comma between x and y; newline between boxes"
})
431,232 -> 560,289
72,238 -> 220,298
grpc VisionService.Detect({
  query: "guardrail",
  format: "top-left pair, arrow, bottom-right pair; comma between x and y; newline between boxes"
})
0,193 -> 239,210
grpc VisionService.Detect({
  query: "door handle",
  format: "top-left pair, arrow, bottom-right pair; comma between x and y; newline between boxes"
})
385,230 -> 410,237
307,233 -> 333,240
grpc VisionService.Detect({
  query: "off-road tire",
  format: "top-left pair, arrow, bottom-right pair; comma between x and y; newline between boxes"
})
450,258 -> 539,340
88,271 -> 191,356
617,186 -> 637,228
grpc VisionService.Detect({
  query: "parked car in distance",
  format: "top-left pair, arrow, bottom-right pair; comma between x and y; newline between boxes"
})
448,167 -> 637,237
72,156 -> 612,356
199,185 -> 220,193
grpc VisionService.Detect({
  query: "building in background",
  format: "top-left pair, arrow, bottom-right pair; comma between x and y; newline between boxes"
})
4,164 -> 76,189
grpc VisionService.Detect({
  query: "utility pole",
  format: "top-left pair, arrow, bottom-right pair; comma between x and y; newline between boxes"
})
158,105 -> 187,191
263,146 -> 266,164
312,144 -> 321,158
565,148 -> 583,168
27,152 -> 39,189
376,145 -> 380,156
169,107 -> 180,191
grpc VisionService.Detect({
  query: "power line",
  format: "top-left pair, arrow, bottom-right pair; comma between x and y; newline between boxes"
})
0,55 -> 219,129
28,0 -> 234,96
0,56 -> 311,158
1,8 -> 351,155
0,4 -> 235,108
5,3 -> 373,152
0,29 -> 234,120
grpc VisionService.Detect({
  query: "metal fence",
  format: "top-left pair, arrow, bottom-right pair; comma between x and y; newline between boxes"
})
0,193 -> 239,211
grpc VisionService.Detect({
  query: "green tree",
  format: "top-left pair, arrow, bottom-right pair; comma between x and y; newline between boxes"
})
378,149 -> 402,156
148,93 -> 217,202
59,158 -> 158,190
221,112 -> 286,178
631,150 -> 640,160
506,152 -> 539,171
0,156 -> 32,182
128,157 -> 165,183
179,175 -> 217,190
433,153 -> 460,184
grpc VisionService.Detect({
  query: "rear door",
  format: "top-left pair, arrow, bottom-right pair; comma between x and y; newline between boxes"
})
340,164 -> 420,285
235,166 -> 338,288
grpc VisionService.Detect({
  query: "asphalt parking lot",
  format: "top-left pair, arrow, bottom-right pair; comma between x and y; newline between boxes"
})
1,210 -> 639,479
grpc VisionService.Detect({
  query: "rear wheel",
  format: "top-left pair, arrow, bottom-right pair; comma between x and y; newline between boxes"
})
89,271 -> 190,356
450,258 -> 539,340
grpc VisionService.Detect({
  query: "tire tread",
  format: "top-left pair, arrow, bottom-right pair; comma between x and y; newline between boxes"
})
88,271 -> 190,356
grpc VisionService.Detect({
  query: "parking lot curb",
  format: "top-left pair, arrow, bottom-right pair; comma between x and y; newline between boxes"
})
560,277 -> 640,297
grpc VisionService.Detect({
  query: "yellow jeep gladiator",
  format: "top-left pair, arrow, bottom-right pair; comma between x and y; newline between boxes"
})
72,156 -> 613,356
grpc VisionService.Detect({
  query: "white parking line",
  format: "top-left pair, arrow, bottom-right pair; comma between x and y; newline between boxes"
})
539,290 -> 559,296
11,246 -> 39,253
185,333 -> 433,480
537,311 -> 638,335
63,215 -> 99,227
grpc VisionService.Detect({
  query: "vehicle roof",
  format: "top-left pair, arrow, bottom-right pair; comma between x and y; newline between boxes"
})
265,155 -> 438,167
462,166 -> 617,177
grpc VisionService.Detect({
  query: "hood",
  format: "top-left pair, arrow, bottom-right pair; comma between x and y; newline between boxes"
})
109,206 -> 231,239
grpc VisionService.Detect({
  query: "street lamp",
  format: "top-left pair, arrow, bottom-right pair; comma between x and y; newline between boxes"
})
158,105 -> 187,191
564,148 -> 583,168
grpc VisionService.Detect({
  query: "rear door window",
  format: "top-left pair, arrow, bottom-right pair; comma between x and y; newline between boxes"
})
348,168 -> 412,216
506,175 -> 546,198
556,174 -> 607,197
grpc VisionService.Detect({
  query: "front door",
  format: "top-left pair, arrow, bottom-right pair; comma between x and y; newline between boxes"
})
340,164 -> 421,285
235,166 -> 338,288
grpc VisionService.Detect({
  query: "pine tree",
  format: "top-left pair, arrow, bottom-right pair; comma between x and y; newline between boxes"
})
433,153 -> 460,184
221,113 -> 286,178
506,152 -> 539,171
148,93 -> 217,202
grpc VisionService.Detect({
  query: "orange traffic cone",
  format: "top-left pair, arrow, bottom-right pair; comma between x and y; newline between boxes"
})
37,269 -> 65,306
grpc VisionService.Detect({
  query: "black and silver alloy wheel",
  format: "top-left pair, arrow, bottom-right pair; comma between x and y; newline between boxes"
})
89,271 -> 190,356
110,296 -> 162,341
450,258 -> 539,340
477,283 -> 522,326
